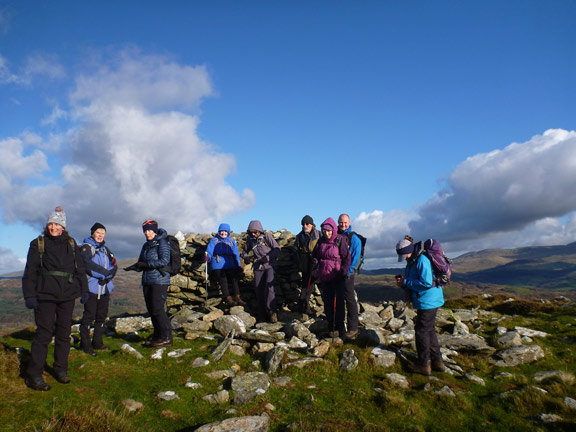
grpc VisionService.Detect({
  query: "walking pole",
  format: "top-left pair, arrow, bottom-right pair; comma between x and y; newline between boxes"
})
204,255 -> 210,305
332,289 -> 337,342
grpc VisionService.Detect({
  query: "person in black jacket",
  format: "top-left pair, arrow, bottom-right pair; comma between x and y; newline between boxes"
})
21,206 -> 89,391
125,219 -> 172,347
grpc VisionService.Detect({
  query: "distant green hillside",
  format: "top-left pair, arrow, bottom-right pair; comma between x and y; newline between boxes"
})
364,242 -> 576,294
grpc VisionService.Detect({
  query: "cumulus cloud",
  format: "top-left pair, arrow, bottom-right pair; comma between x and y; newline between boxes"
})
0,50 -> 255,259
0,247 -> 25,275
353,129 -> 576,267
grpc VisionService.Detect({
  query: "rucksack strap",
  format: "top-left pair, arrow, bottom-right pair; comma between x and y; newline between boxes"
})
37,235 -> 77,282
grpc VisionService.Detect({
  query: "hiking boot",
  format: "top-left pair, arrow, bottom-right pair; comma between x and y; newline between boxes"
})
26,376 -> 51,391
269,313 -> 278,323
150,339 -> 173,347
83,347 -> 97,356
345,330 -> 358,340
431,360 -> 446,372
93,345 -> 110,351
234,294 -> 246,306
55,371 -> 71,384
408,362 -> 431,377
224,296 -> 236,306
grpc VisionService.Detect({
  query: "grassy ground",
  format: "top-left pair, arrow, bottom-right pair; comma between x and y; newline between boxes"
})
1,297 -> 575,431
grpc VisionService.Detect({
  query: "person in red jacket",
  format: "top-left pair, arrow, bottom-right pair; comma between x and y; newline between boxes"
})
21,207 -> 89,391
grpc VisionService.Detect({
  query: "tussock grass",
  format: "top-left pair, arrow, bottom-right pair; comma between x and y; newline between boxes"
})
1,298 -> 575,431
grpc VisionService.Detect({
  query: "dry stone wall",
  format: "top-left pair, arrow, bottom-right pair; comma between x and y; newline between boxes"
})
167,230 -> 324,315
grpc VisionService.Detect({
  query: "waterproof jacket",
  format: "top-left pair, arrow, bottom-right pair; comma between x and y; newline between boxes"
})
294,226 -> 320,273
206,223 -> 241,270
241,220 -> 280,271
80,236 -> 117,295
313,218 -> 351,282
403,254 -> 444,310
139,228 -> 171,286
338,226 -> 362,276
22,233 -> 89,302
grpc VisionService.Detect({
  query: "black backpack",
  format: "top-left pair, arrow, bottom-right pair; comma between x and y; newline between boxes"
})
160,235 -> 182,276
344,231 -> 367,273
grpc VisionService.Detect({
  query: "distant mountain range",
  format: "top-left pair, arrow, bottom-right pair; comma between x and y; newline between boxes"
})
364,241 -> 576,291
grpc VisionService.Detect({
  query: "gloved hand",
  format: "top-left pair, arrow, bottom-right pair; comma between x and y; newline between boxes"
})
243,256 -> 251,265
124,263 -> 139,272
259,255 -> 269,265
203,254 -> 210,262
311,258 -> 319,268
136,261 -> 148,270
25,297 -> 39,310
80,292 -> 90,304
109,266 -> 118,279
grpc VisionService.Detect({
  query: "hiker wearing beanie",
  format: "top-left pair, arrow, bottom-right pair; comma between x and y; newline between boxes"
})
312,217 -> 351,339
79,223 -> 118,356
337,213 -> 361,340
125,219 -> 172,347
204,223 -> 245,306
293,215 -> 320,314
396,235 -> 445,376
240,220 -> 281,323
21,206 -> 89,391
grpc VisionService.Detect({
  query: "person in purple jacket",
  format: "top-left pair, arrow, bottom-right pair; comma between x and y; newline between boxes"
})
241,220 -> 281,323
312,217 -> 351,338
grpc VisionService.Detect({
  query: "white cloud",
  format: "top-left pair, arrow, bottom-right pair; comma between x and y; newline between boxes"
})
0,49 -> 255,258
0,247 -> 25,274
354,129 -> 576,267
23,54 -> 66,82
0,137 -> 48,193
410,129 -> 576,241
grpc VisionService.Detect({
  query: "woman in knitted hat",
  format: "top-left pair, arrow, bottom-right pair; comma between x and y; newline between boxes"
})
125,219 -> 172,347
395,235 -> 445,376
21,206 -> 89,391
78,223 -> 118,356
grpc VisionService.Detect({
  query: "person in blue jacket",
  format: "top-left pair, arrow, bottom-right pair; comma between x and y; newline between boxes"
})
337,214 -> 361,339
204,223 -> 245,306
125,219 -> 172,347
396,235 -> 446,376
79,223 -> 117,356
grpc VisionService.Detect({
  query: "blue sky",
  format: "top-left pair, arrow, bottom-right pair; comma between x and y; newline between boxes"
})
1,0 -> 575,273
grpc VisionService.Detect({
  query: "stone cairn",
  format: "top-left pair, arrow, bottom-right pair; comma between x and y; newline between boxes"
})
166,229 -> 324,316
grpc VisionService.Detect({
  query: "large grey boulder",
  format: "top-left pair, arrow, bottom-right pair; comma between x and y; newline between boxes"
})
109,316 -> 153,334
491,344 -> 545,367
370,346 -> 396,368
194,415 -> 269,432
213,315 -> 246,336
231,372 -> 271,404
495,331 -> 522,349
437,334 -> 495,353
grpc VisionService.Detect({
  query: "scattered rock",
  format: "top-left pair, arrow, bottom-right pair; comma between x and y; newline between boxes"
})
231,372 -> 271,404
121,398 -> 144,412
339,349 -> 359,371
194,415 -> 270,432
491,344 -> 545,367
120,343 -> 143,359
157,391 -> 180,401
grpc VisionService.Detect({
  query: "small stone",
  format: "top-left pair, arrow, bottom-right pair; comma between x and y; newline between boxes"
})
184,382 -> 202,389
167,348 -> 192,358
192,357 -> 210,368
435,386 -> 456,397
151,348 -> 166,360
157,391 -> 179,401
121,398 -> 144,412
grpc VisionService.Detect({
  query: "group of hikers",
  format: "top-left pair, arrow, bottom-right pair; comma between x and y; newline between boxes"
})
21,206 -> 445,391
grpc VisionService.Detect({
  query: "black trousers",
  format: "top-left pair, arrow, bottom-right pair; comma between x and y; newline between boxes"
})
27,299 -> 75,378
414,308 -> 442,364
319,278 -> 346,332
212,268 -> 240,298
80,292 -> 110,349
343,274 -> 359,332
143,284 -> 172,341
